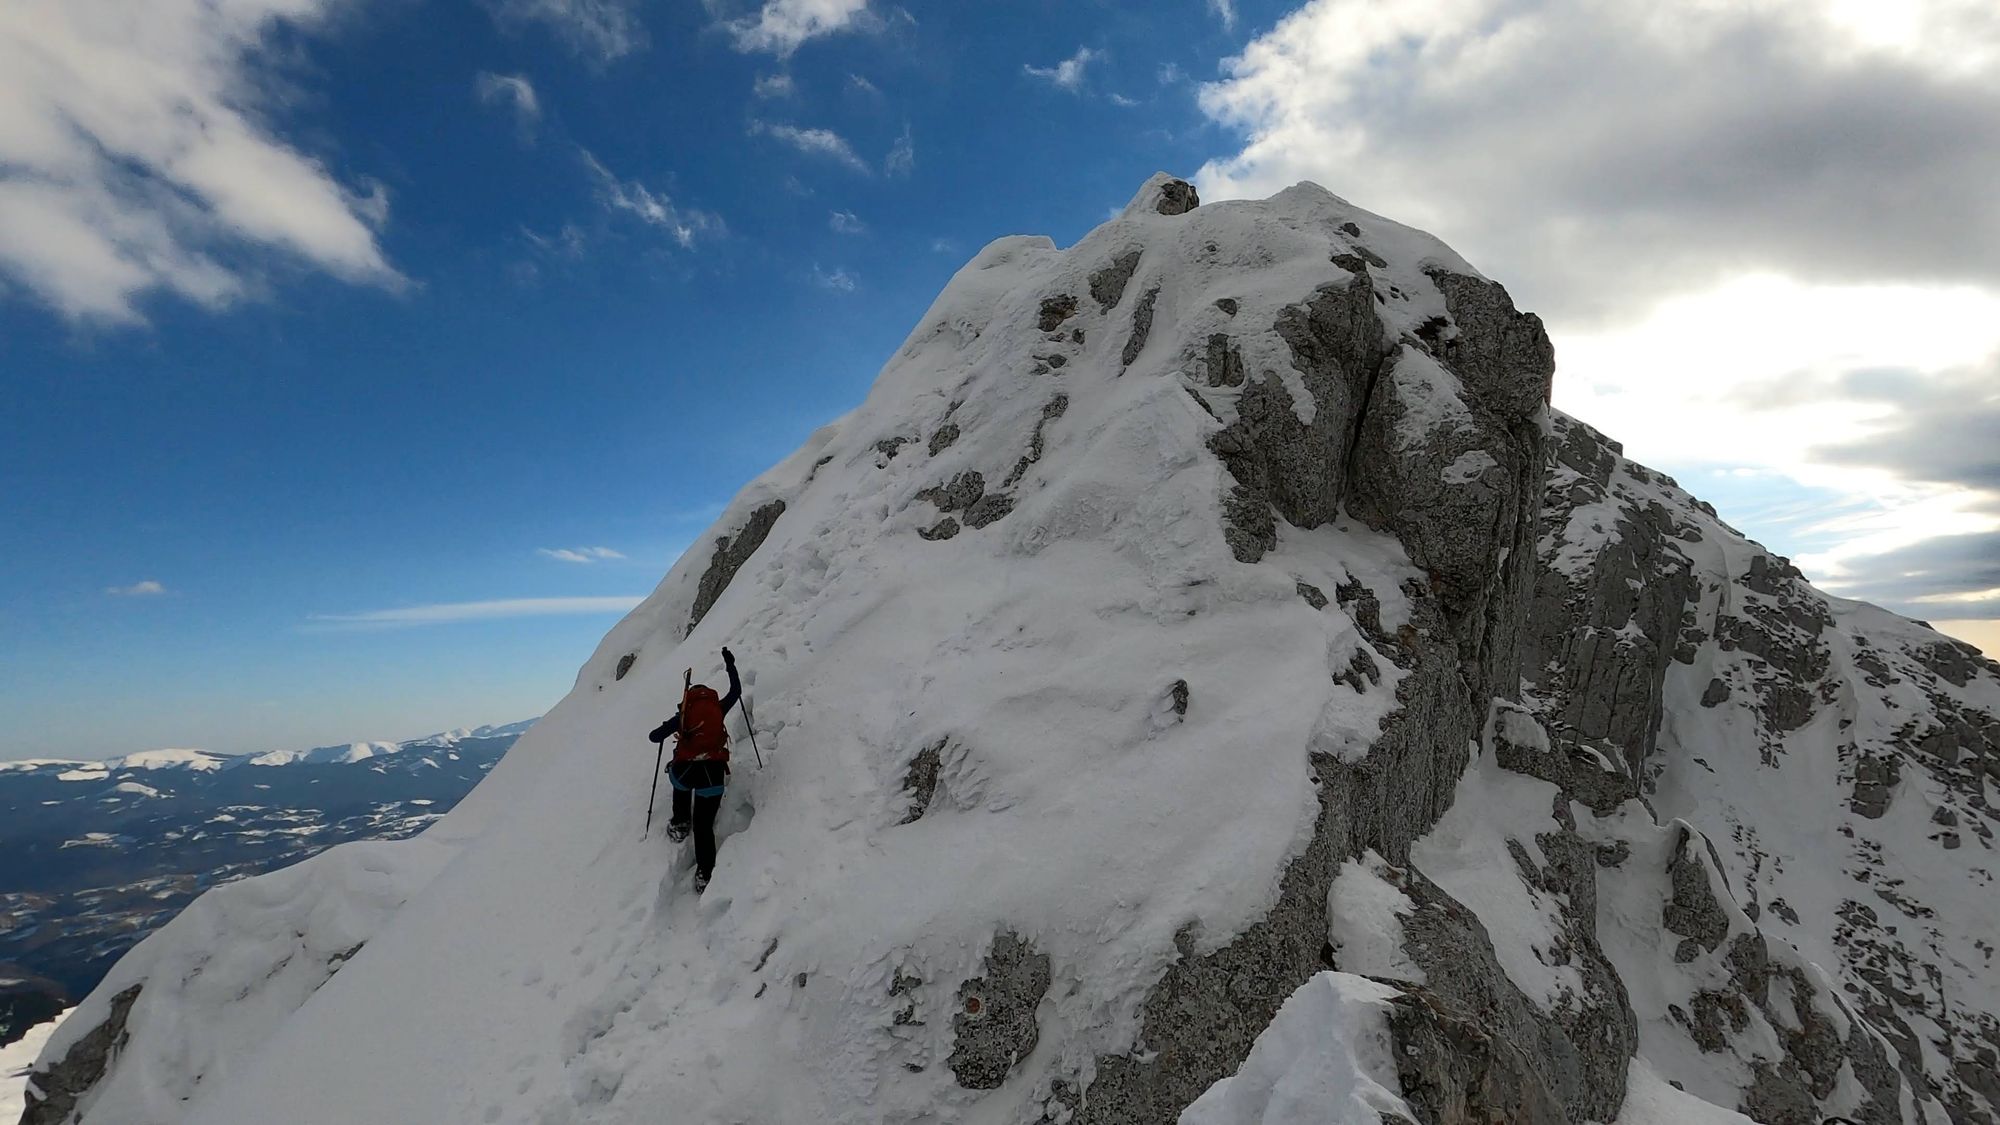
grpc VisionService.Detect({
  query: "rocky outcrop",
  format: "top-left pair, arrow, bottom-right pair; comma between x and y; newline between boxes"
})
20,984 -> 140,1125
949,933 -> 1052,1090
1068,204 -> 1561,1123
687,499 -> 787,634
1527,412 -> 2000,1123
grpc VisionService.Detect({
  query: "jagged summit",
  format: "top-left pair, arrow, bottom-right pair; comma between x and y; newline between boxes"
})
23,179 -> 1998,1125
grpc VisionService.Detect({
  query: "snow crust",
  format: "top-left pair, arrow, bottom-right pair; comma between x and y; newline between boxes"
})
1326,852 -> 1423,984
1411,745 -> 1584,1010
1179,973 -> 1413,1125
33,840 -> 454,1125
1598,1057 -> 1757,1125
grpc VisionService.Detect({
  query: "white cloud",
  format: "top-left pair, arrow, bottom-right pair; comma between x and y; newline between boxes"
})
1158,62 -> 1186,85
1196,0 -> 2000,618
1208,0 -> 1238,31
1024,46 -> 1101,92
1109,92 -> 1139,107
811,264 -> 857,291
1554,276 -> 2000,577
847,73 -> 879,96
1195,0 -> 2000,323
726,0 -> 872,57
106,580 -> 166,597
829,210 -> 865,234
929,238 -> 957,255
490,0 -> 645,61
474,72 -> 541,134
749,121 -> 871,173
538,546 -> 626,563
753,72 -> 796,98
310,596 -> 643,628
884,124 -> 915,177
581,150 -> 722,247
0,0 -> 402,324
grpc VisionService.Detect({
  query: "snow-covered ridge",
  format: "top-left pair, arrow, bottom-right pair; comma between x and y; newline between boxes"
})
23,178 -> 1994,1125
1,720 -> 538,777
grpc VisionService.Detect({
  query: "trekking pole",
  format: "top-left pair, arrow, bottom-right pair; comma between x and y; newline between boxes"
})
742,691 -> 765,768
642,737 -> 665,839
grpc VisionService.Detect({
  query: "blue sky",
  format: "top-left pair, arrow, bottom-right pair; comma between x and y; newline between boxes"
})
5,0 -> 1997,759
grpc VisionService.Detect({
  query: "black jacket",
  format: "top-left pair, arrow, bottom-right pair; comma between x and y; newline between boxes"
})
649,661 -> 742,744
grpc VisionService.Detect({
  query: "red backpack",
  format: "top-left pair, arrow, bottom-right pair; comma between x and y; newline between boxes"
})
675,684 -> 729,763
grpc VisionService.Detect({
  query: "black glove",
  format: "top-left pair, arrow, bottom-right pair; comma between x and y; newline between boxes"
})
721,646 -> 736,667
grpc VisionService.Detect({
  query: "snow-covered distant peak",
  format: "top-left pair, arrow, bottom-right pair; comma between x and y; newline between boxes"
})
117,749 -> 228,771
4,721 -> 538,776
244,741 -> 390,767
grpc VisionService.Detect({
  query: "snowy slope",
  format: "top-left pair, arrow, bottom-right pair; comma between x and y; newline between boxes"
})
23,178 -> 1993,1125
1530,414 -> 2000,1123
1,1010 -> 68,1122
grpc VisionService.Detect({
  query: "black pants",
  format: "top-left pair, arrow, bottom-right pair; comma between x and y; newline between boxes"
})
667,760 -> 727,878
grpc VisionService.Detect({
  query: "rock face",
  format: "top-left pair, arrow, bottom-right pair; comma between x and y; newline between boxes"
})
33,177 -> 1997,1125
1529,413 -> 2000,1125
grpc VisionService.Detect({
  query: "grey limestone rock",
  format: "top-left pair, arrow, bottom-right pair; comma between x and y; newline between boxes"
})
1038,294 -> 1079,332
1089,250 -> 1143,312
1121,286 -> 1159,368
1385,986 -> 1567,1125
1662,826 -> 1731,956
688,499 -> 787,635
1207,271 -> 1383,563
1153,178 -> 1199,216
948,932 -> 1051,1090
919,471 -> 986,513
22,984 -> 142,1125
901,739 -> 944,824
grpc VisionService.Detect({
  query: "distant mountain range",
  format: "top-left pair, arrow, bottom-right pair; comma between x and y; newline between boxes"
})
0,720 -> 533,1046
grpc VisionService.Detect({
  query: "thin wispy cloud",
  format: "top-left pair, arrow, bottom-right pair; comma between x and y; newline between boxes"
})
749,122 -> 871,173
106,580 -> 166,597
474,72 -> 542,135
829,210 -> 865,234
884,124 -> 915,177
581,150 -> 723,247
538,546 -> 626,563
753,72 -> 796,98
725,0 -> 873,57
1024,46 -> 1101,92
490,0 -> 645,62
310,596 -> 643,629
0,0 -> 402,324
811,264 -> 857,291
1109,92 -> 1139,107
847,73 -> 880,96
1208,0 -> 1238,31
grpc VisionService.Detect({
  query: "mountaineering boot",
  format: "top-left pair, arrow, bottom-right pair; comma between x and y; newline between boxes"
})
693,870 -> 710,895
666,822 -> 689,843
